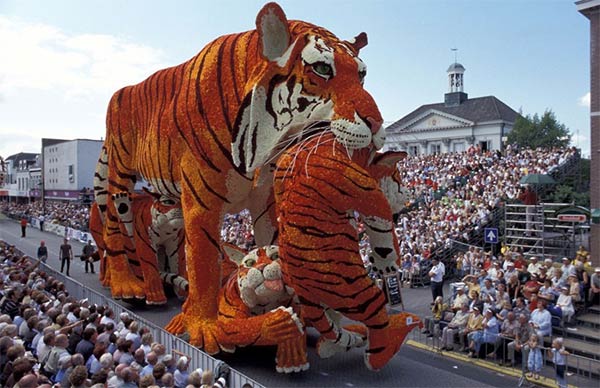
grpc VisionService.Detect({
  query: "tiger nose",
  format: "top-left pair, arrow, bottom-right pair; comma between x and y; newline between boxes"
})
366,116 -> 383,133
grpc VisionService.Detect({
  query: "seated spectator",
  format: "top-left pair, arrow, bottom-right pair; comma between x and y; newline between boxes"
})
567,274 -> 582,303
460,306 -> 483,352
555,286 -> 575,323
589,267 -> 600,307
522,273 -> 541,301
423,296 -> 448,338
440,303 -> 470,351
467,308 -> 499,358
529,300 -> 552,342
560,258 -> 574,282
526,257 -> 542,277
538,279 -> 558,304
451,286 -> 468,312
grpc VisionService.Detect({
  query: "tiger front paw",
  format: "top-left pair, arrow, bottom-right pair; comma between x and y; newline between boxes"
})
275,335 -> 309,373
262,306 -> 304,341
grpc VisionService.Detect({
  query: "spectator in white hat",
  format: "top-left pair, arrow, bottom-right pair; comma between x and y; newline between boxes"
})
527,257 -> 542,277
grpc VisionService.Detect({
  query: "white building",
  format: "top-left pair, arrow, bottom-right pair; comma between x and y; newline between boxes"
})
43,138 -> 103,201
0,153 -> 39,202
385,62 -> 520,155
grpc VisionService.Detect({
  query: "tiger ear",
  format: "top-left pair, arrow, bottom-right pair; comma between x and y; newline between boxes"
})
347,32 -> 368,53
256,2 -> 291,61
221,243 -> 247,266
371,151 -> 407,168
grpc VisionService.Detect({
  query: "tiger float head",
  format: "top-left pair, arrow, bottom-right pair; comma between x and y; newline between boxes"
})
232,2 -> 385,173
223,244 -> 296,315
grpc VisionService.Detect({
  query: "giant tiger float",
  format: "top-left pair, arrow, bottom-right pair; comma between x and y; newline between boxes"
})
90,2 -> 421,372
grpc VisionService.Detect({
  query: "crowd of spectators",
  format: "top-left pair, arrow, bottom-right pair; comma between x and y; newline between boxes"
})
391,145 -> 577,274
0,240 -> 232,388
422,245 -> 598,379
1,200 -> 91,232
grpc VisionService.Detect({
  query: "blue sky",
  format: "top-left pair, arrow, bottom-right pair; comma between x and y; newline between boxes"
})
0,0 -> 591,158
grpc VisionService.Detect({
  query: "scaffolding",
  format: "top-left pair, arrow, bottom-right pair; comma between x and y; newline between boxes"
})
504,202 -> 586,259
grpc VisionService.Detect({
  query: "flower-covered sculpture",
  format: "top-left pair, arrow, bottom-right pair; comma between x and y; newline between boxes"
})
91,1 -> 385,353
216,244 -> 308,373
89,190 -> 187,304
274,132 -> 422,371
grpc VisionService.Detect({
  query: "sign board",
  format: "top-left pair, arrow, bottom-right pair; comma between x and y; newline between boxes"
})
557,214 -> 587,223
484,228 -> 499,244
384,273 -> 403,308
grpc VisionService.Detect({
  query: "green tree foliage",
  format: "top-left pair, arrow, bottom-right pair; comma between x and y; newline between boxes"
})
550,184 -> 590,207
508,110 -> 571,149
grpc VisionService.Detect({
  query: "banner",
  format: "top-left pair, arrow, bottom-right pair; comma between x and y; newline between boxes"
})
32,217 -> 96,246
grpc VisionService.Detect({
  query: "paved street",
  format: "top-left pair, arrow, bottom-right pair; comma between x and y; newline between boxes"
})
0,216 -> 520,387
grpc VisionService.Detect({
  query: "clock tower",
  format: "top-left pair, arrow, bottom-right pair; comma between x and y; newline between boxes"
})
445,62 -> 468,107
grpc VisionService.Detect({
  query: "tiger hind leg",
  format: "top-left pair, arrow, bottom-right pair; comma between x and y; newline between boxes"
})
363,312 -> 422,371
103,167 -> 145,299
315,309 -> 367,359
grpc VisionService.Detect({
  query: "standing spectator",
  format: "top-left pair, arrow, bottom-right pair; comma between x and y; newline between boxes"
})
38,214 -> 45,231
59,239 -> 73,277
82,241 -> 95,274
173,356 -> 190,388
518,185 -> 538,235
75,327 -> 97,363
506,314 -> 533,366
20,216 -> 27,238
1,289 -> 20,319
526,334 -> 542,380
37,241 -> 48,263
549,337 -> 569,388
428,257 -> 445,302
495,311 -> 518,363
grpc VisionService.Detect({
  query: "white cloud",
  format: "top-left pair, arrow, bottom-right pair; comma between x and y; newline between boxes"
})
0,16 -> 172,159
578,92 -> 590,108
0,15 -> 168,99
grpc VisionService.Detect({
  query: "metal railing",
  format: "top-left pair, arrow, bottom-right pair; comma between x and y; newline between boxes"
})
409,324 -> 599,387
35,261 -> 265,388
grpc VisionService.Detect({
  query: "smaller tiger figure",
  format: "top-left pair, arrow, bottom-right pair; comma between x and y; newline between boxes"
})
274,132 -> 422,371
109,189 -> 186,304
216,244 -> 308,373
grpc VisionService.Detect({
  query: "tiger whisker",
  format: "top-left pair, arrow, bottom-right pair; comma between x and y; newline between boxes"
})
304,131 -> 331,178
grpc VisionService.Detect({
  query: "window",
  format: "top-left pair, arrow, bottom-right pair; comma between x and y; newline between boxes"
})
68,165 -> 74,182
479,140 -> 491,152
453,142 -> 465,153
408,145 -> 419,156
430,144 -> 441,155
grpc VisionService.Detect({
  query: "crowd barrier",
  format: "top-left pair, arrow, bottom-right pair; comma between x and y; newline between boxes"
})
408,320 -> 598,387
35,261 -> 265,388
28,216 -> 95,245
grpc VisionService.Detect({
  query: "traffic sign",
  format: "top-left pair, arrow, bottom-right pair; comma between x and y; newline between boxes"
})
484,227 -> 499,244
557,214 -> 587,223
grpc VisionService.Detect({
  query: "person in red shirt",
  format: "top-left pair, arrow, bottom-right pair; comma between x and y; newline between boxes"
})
20,216 -> 27,238
518,186 -> 538,236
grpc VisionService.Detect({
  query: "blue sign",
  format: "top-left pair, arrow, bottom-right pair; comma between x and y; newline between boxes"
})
484,228 -> 499,244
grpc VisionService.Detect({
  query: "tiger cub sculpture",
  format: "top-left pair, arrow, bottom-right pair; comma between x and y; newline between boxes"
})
111,190 -> 187,304
274,132 -> 422,371
216,244 -> 308,373
92,1 -> 386,351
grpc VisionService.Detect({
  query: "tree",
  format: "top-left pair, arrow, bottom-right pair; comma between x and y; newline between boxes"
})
507,109 -> 571,149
